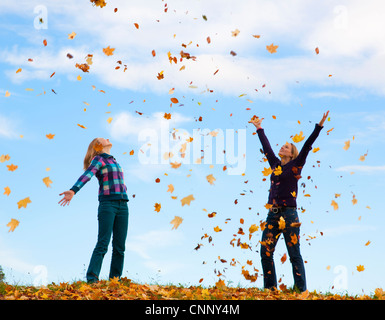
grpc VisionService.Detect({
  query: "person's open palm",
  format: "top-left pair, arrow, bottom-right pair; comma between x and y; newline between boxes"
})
58,190 -> 74,206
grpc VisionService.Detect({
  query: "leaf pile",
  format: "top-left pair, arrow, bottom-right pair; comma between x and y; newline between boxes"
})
0,278 -> 383,300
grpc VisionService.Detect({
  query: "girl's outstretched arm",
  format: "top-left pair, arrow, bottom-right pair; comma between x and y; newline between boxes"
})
58,190 -> 74,206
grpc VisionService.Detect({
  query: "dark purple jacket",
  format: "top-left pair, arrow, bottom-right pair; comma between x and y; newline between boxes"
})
257,123 -> 323,207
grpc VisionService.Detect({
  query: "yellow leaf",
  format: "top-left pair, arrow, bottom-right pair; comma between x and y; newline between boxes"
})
7,219 -> 19,232
0,154 -> 10,163
273,165 -> 282,176
77,75 -> 82,81
231,29 -> 240,37
312,147 -> 320,153
343,140 -> 350,150
266,43 -> 278,54
262,167 -> 273,176
17,197 -> 31,209
5,90 -> 10,97
107,117 -> 113,124
46,133 -> 55,140
68,31 -> 76,39
42,177 -> 52,188
331,200 -> 339,210
181,194 -> 195,206
291,191 -> 296,198
292,131 -> 305,143
249,224 -> 259,234
170,216 -> 183,230
278,216 -> 286,230
356,265 -> 365,272
103,46 -> 115,56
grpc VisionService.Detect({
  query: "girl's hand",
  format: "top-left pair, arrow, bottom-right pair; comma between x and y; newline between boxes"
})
248,116 -> 264,129
58,190 -> 75,206
319,110 -> 329,127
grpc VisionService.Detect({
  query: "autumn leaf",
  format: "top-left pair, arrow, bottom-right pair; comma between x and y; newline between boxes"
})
68,31 -> 76,40
281,253 -> 287,264
214,226 -> 222,232
278,216 -> 286,230
206,174 -> 216,185
5,90 -> 11,97
157,71 -> 164,80
266,43 -> 278,54
0,154 -> 10,162
154,203 -> 161,212
4,186 -> 11,196
262,167 -> 273,176
231,29 -> 240,37
134,23 -> 139,29
273,166 -> 282,176
93,141 -> 103,153
181,194 -> 195,206
356,265 -> 365,272
17,197 -> 31,209
292,131 -> 305,143
46,133 -> 55,140
343,140 -> 350,150
164,113 -> 171,120
42,177 -> 53,188
167,184 -> 174,193
7,219 -> 19,232
103,46 -> 115,56
170,97 -> 179,104
170,216 -> 183,230
331,200 -> 339,210
43,39 -> 47,46
7,164 -> 18,172
315,47 -> 320,54
77,124 -> 87,129
170,162 -> 181,169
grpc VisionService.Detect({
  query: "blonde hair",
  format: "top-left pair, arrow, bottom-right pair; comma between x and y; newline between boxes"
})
290,143 -> 299,160
84,138 -> 102,170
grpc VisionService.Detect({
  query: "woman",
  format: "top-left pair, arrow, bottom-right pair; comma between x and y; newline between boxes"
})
58,137 -> 129,283
249,111 -> 329,292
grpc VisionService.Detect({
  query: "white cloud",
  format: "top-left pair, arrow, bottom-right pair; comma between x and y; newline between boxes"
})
2,0 -> 385,100
0,114 -> 21,139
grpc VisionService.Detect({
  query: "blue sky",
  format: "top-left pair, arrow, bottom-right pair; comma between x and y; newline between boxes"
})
1,0 -> 385,295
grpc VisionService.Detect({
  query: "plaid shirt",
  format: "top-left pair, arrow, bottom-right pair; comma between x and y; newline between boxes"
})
70,153 -> 128,202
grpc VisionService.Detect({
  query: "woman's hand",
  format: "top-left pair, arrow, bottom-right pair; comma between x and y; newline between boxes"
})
319,110 -> 329,127
248,116 -> 264,129
58,190 -> 75,206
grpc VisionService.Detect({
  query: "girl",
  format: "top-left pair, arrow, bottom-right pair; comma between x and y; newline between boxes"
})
58,137 -> 129,283
249,111 -> 329,292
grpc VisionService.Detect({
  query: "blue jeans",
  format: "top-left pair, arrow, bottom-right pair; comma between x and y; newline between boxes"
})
260,207 -> 306,292
86,200 -> 129,283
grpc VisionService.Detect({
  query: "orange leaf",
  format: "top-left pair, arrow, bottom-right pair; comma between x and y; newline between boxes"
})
170,216 -> 183,230
43,39 -> 47,46
170,97 -> 179,104
281,253 -> 287,264
134,23 -> 139,29
292,131 -> 305,143
214,226 -> 222,232
7,164 -> 18,172
154,203 -> 161,212
17,197 -> 31,209
102,46 -> 115,56
7,219 -> 19,232
266,43 -> 278,54
356,265 -> 365,272
46,133 -> 55,140
181,194 -> 195,206
4,186 -> 11,196
42,177 -> 53,188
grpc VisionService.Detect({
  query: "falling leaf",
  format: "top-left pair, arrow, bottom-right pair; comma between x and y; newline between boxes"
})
266,43 -> 278,54
134,23 -> 139,29
273,166 -> 282,176
152,50 -> 156,57
331,200 -> 339,210
167,184 -> 174,193
356,265 -> 365,272
208,212 -> 217,218
206,174 -> 216,185
17,197 -> 31,209
75,63 -> 90,73
170,216 -> 183,230
4,186 -> 11,196
107,117 -> 113,124
352,194 -> 358,205
68,31 -> 77,40
312,147 -> 320,153
46,133 -> 55,140
181,194 -> 195,206
7,164 -> 18,172
262,167 -> 273,176
77,75 -> 82,81
278,216 -> 286,230
154,203 -> 161,212
0,154 -> 10,162
42,177 -> 53,188
170,162 -> 181,169
315,47 -> 320,54
281,253 -> 287,264
343,140 -> 350,150
292,131 -> 305,143
252,35 -> 261,38
214,226 -> 222,232
77,124 -> 87,129
231,29 -> 240,37
16,68 -> 22,73
365,241 -> 371,246
5,90 -> 10,97
7,219 -> 19,232
157,71 -> 164,80
103,46 -> 115,56
43,39 -> 47,46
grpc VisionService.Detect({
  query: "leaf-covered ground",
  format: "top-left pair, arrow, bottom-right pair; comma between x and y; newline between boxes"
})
0,278 -> 383,300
